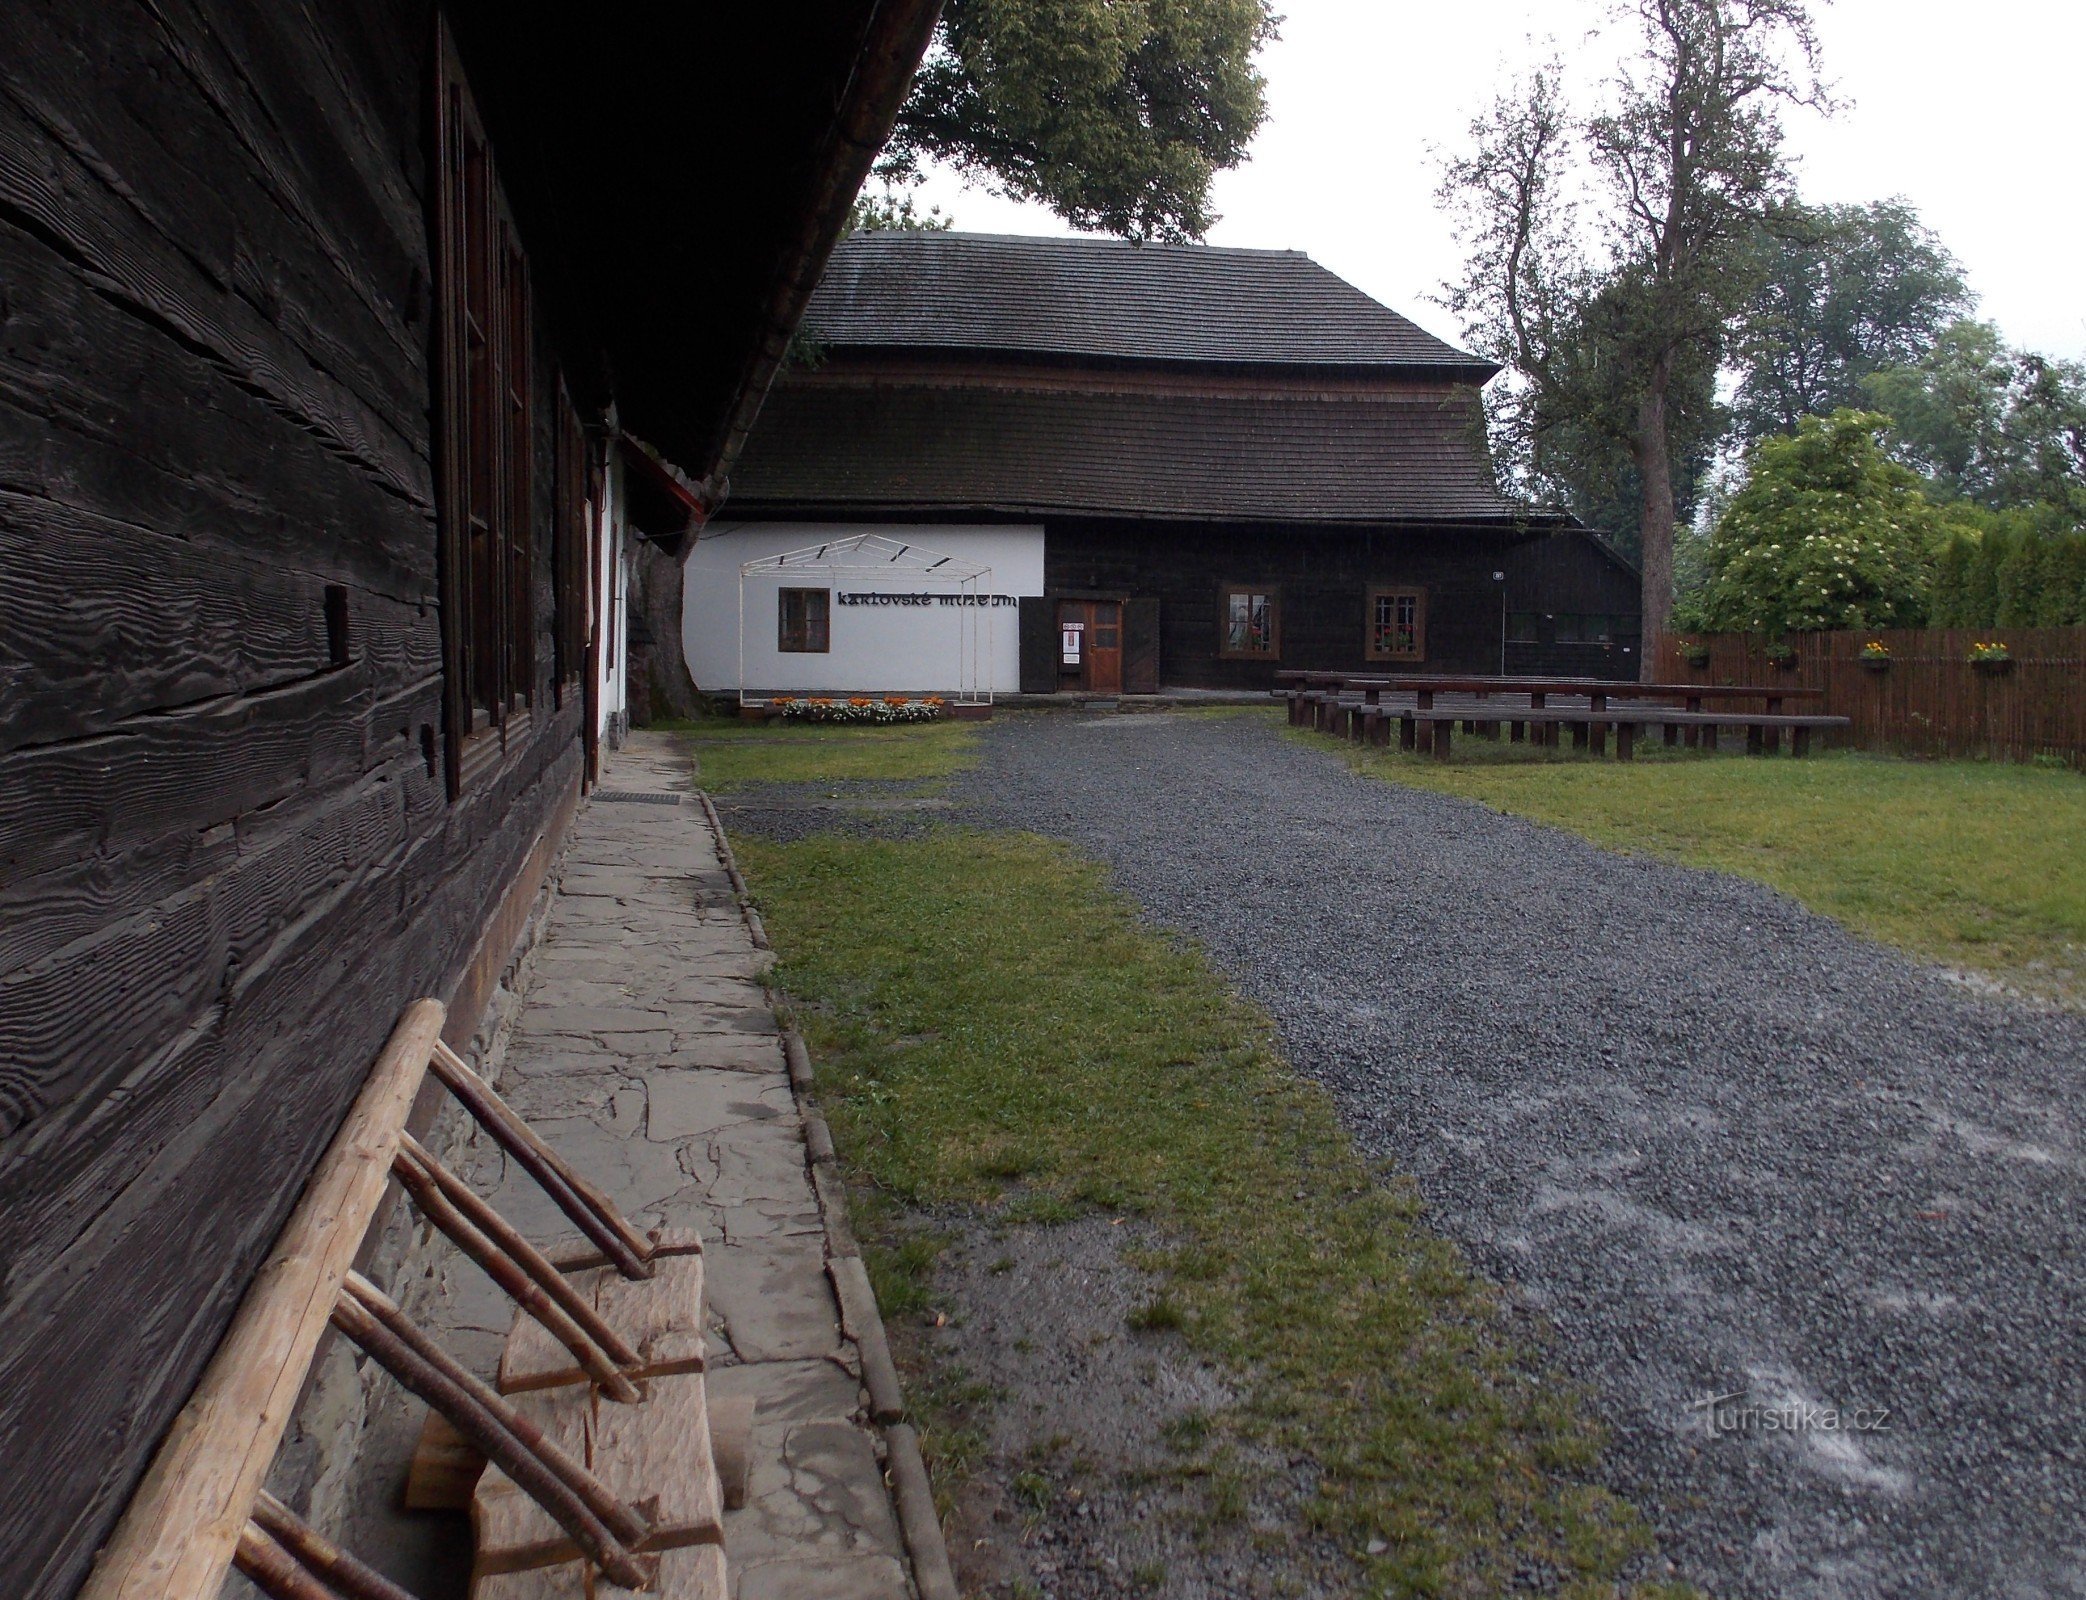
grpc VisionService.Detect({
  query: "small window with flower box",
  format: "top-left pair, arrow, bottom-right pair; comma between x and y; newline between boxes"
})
1366,587 -> 1427,661
778,588 -> 830,653
1219,584 -> 1280,659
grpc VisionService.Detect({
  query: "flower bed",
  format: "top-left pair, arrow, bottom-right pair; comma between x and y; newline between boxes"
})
773,695 -> 946,723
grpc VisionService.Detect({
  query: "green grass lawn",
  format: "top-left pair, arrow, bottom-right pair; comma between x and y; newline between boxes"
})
1323,732 -> 2086,1002
734,804 -> 1676,1596
668,715 -> 981,791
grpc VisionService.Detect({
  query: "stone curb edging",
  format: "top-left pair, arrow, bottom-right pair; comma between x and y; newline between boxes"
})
692,785 -> 960,1600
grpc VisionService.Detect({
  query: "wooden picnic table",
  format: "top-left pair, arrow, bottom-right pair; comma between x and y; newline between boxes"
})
1276,668 -> 1823,714
1277,670 -> 1843,760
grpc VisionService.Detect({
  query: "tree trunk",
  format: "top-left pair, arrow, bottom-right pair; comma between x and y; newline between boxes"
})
626,537 -> 701,723
1635,371 -> 1677,680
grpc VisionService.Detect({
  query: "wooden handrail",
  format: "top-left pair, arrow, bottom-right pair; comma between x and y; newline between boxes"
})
81,1000 -> 448,1600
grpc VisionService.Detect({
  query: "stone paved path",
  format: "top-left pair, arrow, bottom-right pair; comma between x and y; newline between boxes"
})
462,733 -> 915,1600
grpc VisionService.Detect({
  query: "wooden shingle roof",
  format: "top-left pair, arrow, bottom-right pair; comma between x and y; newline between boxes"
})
729,382 -> 1531,524
802,231 -> 1498,380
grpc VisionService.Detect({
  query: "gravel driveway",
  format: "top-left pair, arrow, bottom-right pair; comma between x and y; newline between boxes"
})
961,710 -> 2086,1600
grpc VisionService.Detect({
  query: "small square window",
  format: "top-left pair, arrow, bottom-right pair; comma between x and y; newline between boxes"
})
779,587 -> 830,653
1507,611 -> 1541,644
1219,584 -> 1279,659
1366,588 -> 1427,661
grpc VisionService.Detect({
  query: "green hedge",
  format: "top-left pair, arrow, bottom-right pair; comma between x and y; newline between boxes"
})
1929,513 -> 2086,628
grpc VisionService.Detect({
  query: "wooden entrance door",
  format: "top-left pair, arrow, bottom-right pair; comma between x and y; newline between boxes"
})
1057,600 -> 1122,693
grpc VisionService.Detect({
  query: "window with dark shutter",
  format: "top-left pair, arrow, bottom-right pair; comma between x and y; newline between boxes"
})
778,589 -> 831,653
1366,588 -> 1427,661
434,27 -> 538,793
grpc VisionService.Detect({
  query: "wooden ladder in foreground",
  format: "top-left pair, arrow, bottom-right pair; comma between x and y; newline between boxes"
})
80,1000 -> 749,1600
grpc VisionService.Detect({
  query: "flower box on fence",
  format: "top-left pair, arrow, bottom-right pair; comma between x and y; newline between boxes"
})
1859,641 -> 1892,673
1680,643 -> 1712,669
1968,642 -> 2013,676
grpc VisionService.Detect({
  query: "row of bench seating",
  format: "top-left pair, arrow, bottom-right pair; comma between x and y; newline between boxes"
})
1285,683 -> 1848,761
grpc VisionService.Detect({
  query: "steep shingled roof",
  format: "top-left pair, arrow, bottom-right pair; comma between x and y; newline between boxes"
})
801,231 -> 1496,378
728,382 -> 1530,524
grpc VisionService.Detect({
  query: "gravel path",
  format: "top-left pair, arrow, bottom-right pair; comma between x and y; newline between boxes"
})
960,710 -> 2086,1600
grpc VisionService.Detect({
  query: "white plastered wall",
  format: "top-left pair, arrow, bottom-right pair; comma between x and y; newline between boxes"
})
594,448 -> 630,744
684,522 -> 1044,695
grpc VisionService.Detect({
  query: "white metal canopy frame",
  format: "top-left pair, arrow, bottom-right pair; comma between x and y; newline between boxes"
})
735,531 -> 996,707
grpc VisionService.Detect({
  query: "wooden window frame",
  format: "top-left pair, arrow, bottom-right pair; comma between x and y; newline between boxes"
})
778,587 -> 831,654
1217,582 -> 1280,661
434,25 -> 538,795
1365,587 -> 1428,662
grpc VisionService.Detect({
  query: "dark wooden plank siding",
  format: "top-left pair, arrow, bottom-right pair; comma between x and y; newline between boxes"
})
0,4 -> 586,1595
1044,518 -> 1537,688
1499,529 -> 1643,679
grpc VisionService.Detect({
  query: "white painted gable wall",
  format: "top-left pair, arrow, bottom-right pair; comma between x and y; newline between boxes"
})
683,522 -> 1045,695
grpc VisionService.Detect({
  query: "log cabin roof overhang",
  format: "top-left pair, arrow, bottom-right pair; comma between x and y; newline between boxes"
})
442,0 -> 942,495
726,378 -> 1565,529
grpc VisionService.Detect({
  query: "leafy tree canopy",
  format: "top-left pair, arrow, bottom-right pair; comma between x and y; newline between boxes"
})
849,177 -> 954,232
1687,410 -> 1940,634
1729,199 -> 1973,445
883,0 -> 1277,241
1438,0 -> 1827,648
1866,320 -> 2086,518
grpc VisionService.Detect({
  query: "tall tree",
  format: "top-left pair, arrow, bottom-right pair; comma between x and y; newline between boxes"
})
1867,320 -> 2086,518
1729,199 -> 1973,444
1440,0 -> 1827,662
881,0 -> 1277,241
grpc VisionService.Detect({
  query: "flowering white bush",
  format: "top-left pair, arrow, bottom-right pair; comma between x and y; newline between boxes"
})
1688,411 -> 1939,634
774,696 -> 946,724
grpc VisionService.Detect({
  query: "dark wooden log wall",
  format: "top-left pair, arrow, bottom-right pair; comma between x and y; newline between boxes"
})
0,4 -> 581,1594
1044,518 -> 1611,688
1498,529 -> 1644,679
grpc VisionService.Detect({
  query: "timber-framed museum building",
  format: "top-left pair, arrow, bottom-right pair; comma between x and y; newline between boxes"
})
689,230 -> 1643,698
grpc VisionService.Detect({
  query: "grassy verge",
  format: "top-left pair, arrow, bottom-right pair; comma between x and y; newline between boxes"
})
666,715 -> 981,791
736,823 -> 1674,1597
1316,730 -> 2086,1002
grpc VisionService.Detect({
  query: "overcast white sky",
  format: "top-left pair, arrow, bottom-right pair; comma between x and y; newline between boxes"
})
910,0 -> 2086,363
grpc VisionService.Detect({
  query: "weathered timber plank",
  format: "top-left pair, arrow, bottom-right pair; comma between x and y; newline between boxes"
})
0,15 -> 430,498
498,1250 -> 706,1393
0,817 -> 235,983
0,888 -> 227,1142
471,1389 -> 592,1576
471,1546 -> 727,1600
471,1566 -> 586,1600
75,1000 -> 444,1600
406,1406 -> 487,1512
137,0 -> 434,403
0,668 -> 373,886
591,1373 -> 724,1550
0,503 -> 444,755
0,219 -> 434,596
471,1376 -> 723,1576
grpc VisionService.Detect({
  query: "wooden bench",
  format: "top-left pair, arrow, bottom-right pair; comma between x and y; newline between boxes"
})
80,1002 -> 744,1600
1361,705 -> 1849,761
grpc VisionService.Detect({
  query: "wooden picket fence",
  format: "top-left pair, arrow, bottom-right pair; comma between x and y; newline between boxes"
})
1657,628 -> 2086,767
